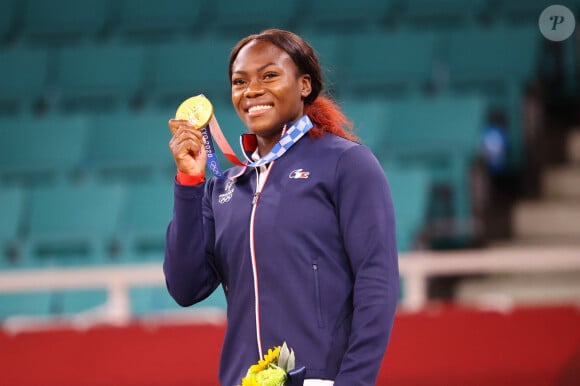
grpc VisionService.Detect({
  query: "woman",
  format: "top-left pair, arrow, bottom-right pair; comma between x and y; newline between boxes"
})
165,29 -> 399,386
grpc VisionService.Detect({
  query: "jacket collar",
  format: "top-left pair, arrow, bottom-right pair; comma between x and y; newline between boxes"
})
240,133 -> 258,163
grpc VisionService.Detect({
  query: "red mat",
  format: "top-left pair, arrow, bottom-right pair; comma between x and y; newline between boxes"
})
1,305 -> 579,386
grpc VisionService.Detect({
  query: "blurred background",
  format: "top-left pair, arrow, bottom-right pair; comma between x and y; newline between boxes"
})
0,0 -> 579,385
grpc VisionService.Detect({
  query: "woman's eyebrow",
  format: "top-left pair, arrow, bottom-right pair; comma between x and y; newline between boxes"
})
232,62 -> 277,75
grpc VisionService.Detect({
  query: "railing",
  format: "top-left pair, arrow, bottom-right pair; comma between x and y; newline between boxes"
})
1,245 -> 579,328
0,263 -> 163,326
399,245 -> 580,310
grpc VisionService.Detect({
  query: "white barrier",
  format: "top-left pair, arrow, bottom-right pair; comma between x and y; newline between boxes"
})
0,263 -> 163,326
0,245 -> 579,327
399,245 -> 580,311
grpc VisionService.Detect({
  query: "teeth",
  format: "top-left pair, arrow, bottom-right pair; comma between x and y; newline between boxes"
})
248,105 -> 272,113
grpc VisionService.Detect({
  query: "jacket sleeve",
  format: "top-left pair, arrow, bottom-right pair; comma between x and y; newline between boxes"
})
163,180 -> 221,307
333,145 -> 399,386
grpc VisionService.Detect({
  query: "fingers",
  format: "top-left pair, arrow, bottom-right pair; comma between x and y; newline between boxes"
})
168,119 -> 199,136
168,119 -> 207,175
169,130 -> 203,156
168,119 -> 202,150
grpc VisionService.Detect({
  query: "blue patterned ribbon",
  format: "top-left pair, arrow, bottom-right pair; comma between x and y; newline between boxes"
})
203,115 -> 313,178
246,115 -> 313,168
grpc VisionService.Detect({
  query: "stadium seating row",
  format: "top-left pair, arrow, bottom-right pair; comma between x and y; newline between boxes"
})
0,167 -> 432,272
0,111 -> 174,186
0,23 -> 543,172
0,181 -> 173,268
1,24 -> 541,107
0,159 -> 430,265
0,106 -> 251,186
1,0 -> 578,46
0,164 -> 424,320
0,94 -> 487,260
343,94 -> 487,240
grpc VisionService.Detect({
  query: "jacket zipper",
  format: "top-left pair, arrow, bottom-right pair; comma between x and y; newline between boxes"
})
248,162 -> 274,359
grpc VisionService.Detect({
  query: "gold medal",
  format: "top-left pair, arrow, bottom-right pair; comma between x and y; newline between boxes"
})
175,94 -> 214,129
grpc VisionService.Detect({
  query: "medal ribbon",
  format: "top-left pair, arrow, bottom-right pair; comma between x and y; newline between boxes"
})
202,114 -> 313,178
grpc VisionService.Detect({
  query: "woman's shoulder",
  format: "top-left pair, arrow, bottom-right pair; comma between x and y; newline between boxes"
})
310,131 -> 362,152
312,132 -> 378,161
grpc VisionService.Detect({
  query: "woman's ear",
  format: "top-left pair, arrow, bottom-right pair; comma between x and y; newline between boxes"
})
300,74 -> 312,99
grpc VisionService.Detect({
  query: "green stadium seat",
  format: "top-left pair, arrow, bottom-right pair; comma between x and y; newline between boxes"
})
84,110 -> 175,183
0,289 -> 107,319
149,37 -> 236,107
119,182 -> 173,261
383,95 -> 487,241
385,165 -> 432,299
130,285 -> 184,316
341,98 -> 390,159
443,25 -> 540,171
400,0 -> 489,28
0,187 -> 24,267
22,184 -> 126,267
19,0 -> 111,44
210,0 -> 298,36
299,0 -> 395,31
344,31 -> 436,97
0,0 -> 16,42
385,96 -> 485,154
0,115 -> 89,186
55,289 -> 108,315
299,34 -> 347,95
0,46 -> 49,114
55,42 -> 147,111
384,165 -> 431,252
114,0 -> 203,41
444,25 -> 539,92
130,285 -> 227,317
0,292 -> 53,320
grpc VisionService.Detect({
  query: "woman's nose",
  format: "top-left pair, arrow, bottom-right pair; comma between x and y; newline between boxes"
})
244,78 -> 264,97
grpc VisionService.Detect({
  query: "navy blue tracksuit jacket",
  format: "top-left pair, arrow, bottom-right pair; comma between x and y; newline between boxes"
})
164,128 -> 399,386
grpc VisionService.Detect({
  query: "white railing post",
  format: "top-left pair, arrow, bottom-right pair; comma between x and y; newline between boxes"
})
106,281 -> 131,325
402,271 -> 427,312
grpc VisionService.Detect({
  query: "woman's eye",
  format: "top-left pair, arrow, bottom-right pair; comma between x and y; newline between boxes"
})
263,72 -> 278,80
232,78 -> 245,86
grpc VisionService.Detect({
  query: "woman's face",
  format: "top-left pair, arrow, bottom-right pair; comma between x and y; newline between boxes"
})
231,40 -> 312,139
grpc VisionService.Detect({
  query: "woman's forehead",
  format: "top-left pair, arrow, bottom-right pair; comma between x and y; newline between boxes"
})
232,40 -> 295,72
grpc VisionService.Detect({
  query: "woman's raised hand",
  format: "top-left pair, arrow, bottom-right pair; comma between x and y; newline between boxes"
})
168,119 -> 207,176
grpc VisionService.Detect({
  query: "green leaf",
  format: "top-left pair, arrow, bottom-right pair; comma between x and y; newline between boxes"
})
278,342 -> 290,371
286,348 -> 295,372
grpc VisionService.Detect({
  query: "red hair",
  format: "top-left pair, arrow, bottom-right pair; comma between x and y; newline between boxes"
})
305,96 -> 358,142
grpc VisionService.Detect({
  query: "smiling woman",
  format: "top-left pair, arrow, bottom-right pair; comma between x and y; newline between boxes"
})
165,29 -> 399,386
229,39 -> 311,150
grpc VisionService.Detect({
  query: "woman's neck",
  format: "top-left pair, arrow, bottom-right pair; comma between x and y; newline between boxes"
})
256,132 -> 282,157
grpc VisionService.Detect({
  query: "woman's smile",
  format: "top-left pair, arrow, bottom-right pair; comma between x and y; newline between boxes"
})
246,103 -> 274,117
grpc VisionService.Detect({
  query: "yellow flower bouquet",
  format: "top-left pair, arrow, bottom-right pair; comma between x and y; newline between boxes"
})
240,342 -> 305,386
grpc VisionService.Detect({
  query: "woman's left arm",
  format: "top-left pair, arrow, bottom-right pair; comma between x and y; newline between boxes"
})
333,145 -> 399,386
